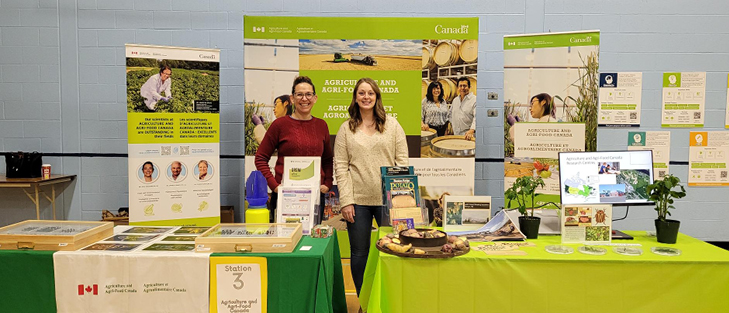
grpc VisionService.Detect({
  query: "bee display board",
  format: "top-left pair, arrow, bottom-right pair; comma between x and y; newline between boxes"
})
195,223 -> 302,253
0,220 -> 113,251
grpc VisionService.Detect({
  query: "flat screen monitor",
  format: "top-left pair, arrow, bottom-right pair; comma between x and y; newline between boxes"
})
558,150 -> 654,205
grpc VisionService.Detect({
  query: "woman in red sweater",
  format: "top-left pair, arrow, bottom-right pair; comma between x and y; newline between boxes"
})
254,76 -> 333,221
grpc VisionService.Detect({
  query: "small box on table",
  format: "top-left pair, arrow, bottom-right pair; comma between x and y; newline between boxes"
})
0,220 -> 113,251
195,223 -> 302,253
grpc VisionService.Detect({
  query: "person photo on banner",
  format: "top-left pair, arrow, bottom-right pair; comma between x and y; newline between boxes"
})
421,81 -> 451,137
140,63 -> 173,111
170,161 -> 184,181
334,77 -> 408,296
197,160 -> 211,181
141,161 -> 155,183
251,94 -> 294,145
507,92 -> 558,142
529,93 -> 556,122
255,77 -> 334,222
451,77 -> 476,140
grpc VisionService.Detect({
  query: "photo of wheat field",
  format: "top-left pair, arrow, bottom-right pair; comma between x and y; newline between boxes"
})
298,39 -> 421,71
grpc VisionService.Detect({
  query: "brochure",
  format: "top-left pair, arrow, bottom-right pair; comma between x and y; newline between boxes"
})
283,156 -> 321,188
277,186 -> 318,235
390,207 -> 427,226
283,157 -> 321,206
383,175 -> 420,210
443,195 -> 491,232
561,204 -> 612,244
447,210 -> 526,242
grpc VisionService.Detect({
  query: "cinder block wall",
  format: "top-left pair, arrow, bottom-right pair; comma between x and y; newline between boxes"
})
1,0 -> 728,240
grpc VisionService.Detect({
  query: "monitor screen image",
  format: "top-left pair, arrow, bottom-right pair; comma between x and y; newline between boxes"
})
558,150 -> 654,205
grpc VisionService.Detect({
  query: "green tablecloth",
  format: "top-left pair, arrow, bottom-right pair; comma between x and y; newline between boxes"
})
0,250 -> 57,313
361,229 -> 729,313
213,231 -> 347,313
0,232 -> 346,313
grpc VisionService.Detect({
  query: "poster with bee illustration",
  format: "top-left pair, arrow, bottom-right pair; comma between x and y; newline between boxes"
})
561,204 -> 611,244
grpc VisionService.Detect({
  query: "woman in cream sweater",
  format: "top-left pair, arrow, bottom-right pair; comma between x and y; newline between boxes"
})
334,77 -> 409,295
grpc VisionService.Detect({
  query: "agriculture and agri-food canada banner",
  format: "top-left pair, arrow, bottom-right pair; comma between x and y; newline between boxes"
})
244,16 -> 478,227
126,44 -> 221,226
503,31 -> 600,207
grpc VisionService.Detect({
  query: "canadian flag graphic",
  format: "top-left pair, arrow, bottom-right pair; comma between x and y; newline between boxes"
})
78,284 -> 98,296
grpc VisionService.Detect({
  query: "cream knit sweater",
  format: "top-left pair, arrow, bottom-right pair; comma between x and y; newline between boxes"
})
334,117 -> 409,207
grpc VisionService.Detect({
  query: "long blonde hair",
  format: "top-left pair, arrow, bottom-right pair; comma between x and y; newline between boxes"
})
348,77 -> 387,133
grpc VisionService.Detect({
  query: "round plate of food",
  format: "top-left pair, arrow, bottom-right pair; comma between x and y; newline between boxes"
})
375,234 -> 470,259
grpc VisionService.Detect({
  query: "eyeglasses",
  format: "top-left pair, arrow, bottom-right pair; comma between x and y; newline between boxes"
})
294,93 -> 315,99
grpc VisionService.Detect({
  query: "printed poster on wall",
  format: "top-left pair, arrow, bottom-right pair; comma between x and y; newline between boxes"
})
726,74 -> 729,128
503,31 -> 600,206
688,131 -> 729,186
598,72 -> 642,127
628,131 -> 671,178
661,72 -> 706,128
126,44 -> 220,226
243,17 -> 479,228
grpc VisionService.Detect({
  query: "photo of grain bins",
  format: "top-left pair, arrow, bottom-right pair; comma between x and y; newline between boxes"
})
298,40 -> 421,71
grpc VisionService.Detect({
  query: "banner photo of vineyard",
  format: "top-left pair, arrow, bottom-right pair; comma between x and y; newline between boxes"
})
126,44 -> 221,226
243,16 -> 478,228
503,31 -> 600,207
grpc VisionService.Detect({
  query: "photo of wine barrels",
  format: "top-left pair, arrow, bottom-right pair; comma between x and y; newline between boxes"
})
420,39 -> 478,158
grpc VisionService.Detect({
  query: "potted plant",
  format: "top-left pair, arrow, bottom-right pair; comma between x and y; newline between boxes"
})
505,175 -> 545,239
647,174 -> 686,244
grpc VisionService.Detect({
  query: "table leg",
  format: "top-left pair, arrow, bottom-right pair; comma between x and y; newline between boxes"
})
52,186 -> 56,220
35,185 -> 40,219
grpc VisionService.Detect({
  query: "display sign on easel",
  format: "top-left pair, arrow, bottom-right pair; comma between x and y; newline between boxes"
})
561,204 -> 612,244
210,257 -> 268,313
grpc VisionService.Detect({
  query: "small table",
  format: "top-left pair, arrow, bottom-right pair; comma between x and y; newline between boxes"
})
0,174 -> 76,220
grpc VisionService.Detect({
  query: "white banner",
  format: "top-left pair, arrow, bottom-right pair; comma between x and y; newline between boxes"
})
54,250 -> 210,313
126,44 -> 221,226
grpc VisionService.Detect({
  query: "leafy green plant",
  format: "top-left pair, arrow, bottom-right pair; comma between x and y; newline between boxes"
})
647,174 -> 686,221
505,175 -> 545,217
554,51 -> 599,152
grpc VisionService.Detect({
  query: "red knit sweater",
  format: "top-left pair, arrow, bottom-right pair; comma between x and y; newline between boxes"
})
254,115 -> 334,191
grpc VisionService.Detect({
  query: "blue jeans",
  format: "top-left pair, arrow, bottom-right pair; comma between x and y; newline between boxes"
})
346,204 -> 383,295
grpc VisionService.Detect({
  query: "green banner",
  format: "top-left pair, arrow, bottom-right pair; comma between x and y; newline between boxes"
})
128,113 -> 219,144
245,16 -> 479,40
304,70 -> 421,135
504,31 -> 600,50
